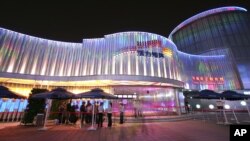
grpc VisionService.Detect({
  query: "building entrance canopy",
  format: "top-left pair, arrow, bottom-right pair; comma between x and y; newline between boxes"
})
0,73 -> 184,87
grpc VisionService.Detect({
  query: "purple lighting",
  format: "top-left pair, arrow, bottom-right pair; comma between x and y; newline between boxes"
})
169,6 -> 247,39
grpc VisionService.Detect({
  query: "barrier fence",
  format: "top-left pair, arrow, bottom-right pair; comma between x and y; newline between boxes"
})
185,106 -> 250,124
0,111 -> 24,122
1,105 -> 249,125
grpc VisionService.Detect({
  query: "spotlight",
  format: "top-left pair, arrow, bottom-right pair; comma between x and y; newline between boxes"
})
196,104 -> 201,109
209,104 -> 214,109
224,104 -> 230,109
240,101 -> 247,106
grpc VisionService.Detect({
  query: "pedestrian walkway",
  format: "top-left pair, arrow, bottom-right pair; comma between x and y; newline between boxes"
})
0,122 -> 19,130
113,114 -> 193,123
0,120 -> 229,141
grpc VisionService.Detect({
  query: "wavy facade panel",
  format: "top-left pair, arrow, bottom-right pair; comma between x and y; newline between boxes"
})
0,28 -> 82,76
0,25 -> 242,91
0,29 -> 180,80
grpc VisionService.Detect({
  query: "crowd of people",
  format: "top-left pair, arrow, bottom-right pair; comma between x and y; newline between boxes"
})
57,99 -> 144,129
84,101 -> 113,128
58,101 -> 114,128
133,100 -> 143,118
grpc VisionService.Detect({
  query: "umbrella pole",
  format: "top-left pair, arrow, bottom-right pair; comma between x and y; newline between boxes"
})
16,99 -> 21,122
80,112 -> 82,128
87,103 -> 96,130
38,99 -> 51,130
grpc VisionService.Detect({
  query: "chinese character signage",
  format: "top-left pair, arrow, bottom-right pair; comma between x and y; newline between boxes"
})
192,76 -> 224,84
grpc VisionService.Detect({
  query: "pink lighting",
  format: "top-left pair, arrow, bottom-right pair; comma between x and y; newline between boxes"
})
192,76 -> 224,84
227,7 -> 236,11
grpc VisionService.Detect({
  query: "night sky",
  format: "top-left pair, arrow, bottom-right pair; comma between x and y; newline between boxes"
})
0,0 -> 249,42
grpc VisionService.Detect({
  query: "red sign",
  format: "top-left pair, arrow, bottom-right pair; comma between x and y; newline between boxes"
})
192,76 -> 224,84
137,40 -> 162,47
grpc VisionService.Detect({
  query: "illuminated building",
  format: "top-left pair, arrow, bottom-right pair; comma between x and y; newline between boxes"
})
169,6 -> 250,89
0,6 -> 249,115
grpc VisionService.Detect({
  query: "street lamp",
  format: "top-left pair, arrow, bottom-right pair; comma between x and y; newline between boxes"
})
224,104 -> 230,109
196,104 -> 201,109
240,101 -> 247,106
209,104 -> 214,109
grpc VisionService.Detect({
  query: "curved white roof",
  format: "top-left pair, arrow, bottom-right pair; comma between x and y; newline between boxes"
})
168,6 -> 247,39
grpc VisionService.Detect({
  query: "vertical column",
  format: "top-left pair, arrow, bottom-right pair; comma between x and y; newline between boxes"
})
150,51 -> 154,76
90,41 -> 96,75
174,89 -> 181,115
98,41 -> 102,75
135,52 -> 139,75
163,58 -> 167,78
157,58 -> 161,77
120,55 -> 123,75
112,55 -> 115,75
104,41 -> 109,75
82,42 -> 88,76
72,47 -> 80,76
128,53 -> 131,75
168,59 -> 172,79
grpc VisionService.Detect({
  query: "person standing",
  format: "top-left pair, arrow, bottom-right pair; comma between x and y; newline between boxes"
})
106,102 -> 113,127
80,101 -> 86,125
58,105 -> 65,124
119,103 -> 125,124
95,101 -> 99,125
138,101 -> 143,117
86,101 -> 92,124
133,100 -> 138,118
98,102 -> 104,127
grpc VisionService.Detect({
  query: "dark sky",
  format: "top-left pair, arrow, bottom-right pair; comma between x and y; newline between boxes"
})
0,0 -> 250,42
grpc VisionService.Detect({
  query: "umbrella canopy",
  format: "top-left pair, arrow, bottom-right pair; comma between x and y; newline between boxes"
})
221,90 -> 238,95
193,89 -> 221,99
29,87 -> 75,130
76,88 -> 117,99
75,88 -> 117,130
0,85 -> 26,99
183,90 -> 200,98
220,90 -> 250,100
30,87 -> 75,99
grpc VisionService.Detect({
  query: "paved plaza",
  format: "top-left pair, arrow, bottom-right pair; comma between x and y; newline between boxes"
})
0,120 -> 229,141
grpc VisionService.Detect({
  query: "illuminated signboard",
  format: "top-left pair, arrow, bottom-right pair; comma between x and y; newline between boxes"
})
117,40 -> 162,52
137,40 -> 162,47
192,76 -> 224,84
137,48 -> 172,58
114,40 -> 172,58
162,48 -> 172,57
137,50 -> 164,58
